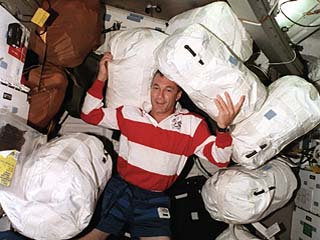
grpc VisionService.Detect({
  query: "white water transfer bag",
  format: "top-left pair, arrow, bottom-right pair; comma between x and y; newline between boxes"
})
231,75 -> 320,169
106,28 -> 167,108
0,133 -> 113,240
201,158 -> 297,224
156,23 -> 266,124
216,224 -> 261,240
165,1 -> 252,61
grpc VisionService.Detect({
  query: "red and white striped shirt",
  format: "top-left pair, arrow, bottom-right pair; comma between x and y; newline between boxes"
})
81,80 -> 232,192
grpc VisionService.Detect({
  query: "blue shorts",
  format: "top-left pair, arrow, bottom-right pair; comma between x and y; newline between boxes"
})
96,175 -> 171,238
0,231 -> 28,240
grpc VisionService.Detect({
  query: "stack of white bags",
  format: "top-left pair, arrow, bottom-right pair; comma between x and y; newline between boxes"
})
92,2 -> 320,239
0,112 -> 113,240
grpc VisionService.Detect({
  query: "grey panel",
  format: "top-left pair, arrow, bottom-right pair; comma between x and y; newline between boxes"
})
227,0 -> 304,76
0,0 -> 40,30
106,0 -> 220,20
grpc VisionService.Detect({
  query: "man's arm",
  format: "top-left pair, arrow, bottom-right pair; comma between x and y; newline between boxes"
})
81,52 -> 119,129
96,52 -> 113,82
193,93 -> 245,167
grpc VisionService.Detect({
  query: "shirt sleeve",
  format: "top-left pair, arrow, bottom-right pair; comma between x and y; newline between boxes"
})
192,120 -> 232,168
81,79 -> 119,130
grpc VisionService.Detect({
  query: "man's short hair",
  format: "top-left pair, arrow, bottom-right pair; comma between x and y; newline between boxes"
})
152,70 -> 182,92
154,70 -> 164,78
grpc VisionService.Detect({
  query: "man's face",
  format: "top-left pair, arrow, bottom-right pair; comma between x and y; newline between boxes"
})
150,73 -> 182,120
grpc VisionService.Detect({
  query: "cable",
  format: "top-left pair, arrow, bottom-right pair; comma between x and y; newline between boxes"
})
239,0 -> 279,26
268,0 -> 280,16
280,0 -> 320,28
269,49 -> 297,65
279,154 -> 300,167
299,147 -> 315,166
239,18 -> 262,26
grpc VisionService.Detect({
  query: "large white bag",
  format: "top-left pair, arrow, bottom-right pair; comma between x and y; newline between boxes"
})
231,75 -> 320,169
0,133 -> 113,240
165,1 -> 252,61
201,158 -> 297,224
156,23 -> 267,124
308,58 -> 320,82
216,224 -> 261,240
106,28 -> 167,108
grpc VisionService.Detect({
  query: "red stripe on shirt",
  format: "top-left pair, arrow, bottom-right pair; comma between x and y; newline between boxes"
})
81,108 -> 104,125
215,130 -> 232,148
190,120 -> 215,150
120,120 -> 194,156
117,156 -> 178,191
203,142 -> 229,168
88,80 -> 105,99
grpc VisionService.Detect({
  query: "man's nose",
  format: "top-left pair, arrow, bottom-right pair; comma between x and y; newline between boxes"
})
157,89 -> 165,98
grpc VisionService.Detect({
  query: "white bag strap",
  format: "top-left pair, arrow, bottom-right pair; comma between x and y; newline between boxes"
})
198,23 -> 244,64
251,221 -> 280,240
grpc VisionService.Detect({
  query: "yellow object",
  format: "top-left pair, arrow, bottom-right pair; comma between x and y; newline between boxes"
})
0,151 -> 18,187
31,8 -> 50,27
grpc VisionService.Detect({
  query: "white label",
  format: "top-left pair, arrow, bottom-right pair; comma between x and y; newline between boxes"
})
191,212 -> 199,220
265,222 -> 281,238
174,193 -> 188,199
157,207 -> 170,219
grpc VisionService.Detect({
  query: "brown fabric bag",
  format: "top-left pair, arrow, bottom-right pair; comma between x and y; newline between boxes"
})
29,0 -> 104,68
26,64 -> 68,130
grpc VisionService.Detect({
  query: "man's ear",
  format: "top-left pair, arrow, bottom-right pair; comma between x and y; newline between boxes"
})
176,90 -> 182,101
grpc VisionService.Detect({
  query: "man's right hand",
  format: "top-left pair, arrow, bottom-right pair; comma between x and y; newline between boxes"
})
214,92 -> 245,129
97,52 -> 113,82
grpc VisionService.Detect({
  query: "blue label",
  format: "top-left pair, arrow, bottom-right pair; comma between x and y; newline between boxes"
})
0,60 -> 8,69
127,13 -> 144,22
104,13 -> 112,21
262,165 -> 272,170
264,109 -> 277,120
11,107 -> 18,113
229,55 -> 238,65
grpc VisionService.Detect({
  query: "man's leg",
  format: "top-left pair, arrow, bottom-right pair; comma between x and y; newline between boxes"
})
79,176 -> 131,240
78,228 -> 110,240
131,185 -> 171,240
140,237 -> 170,240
